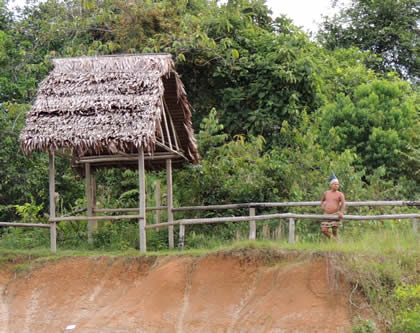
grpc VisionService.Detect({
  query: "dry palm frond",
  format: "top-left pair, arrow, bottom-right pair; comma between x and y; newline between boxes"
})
20,54 -> 199,166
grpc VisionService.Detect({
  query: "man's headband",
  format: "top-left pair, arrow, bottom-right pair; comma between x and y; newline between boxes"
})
328,170 -> 339,184
330,178 -> 339,185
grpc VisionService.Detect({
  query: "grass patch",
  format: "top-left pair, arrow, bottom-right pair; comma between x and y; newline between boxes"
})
12,263 -> 32,276
1,228 -> 417,258
0,254 -> 19,265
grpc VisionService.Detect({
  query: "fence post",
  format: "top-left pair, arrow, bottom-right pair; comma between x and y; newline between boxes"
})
166,159 -> 174,249
288,217 -> 295,244
178,223 -> 185,250
49,152 -> 57,253
414,217 -> 418,234
138,147 -> 147,252
249,207 -> 256,240
155,180 -> 161,227
86,162 -> 97,244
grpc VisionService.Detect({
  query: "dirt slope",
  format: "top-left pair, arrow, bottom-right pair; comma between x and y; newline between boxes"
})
0,249 -> 352,333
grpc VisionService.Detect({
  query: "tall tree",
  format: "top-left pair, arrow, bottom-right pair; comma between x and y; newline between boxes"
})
0,0 -> 11,30
317,0 -> 420,82
319,78 -> 420,181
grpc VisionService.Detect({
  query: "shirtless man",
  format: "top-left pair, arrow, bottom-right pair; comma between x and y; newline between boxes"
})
320,174 -> 345,240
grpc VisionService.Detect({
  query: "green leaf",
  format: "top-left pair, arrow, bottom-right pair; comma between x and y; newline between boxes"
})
231,49 -> 239,59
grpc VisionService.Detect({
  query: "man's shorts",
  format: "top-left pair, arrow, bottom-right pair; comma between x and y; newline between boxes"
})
320,220 -> 343,228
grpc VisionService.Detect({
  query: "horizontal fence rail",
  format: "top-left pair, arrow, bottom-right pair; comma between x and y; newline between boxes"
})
173,201 -> 420,211
98,201 -> 418,213
146,213 -> 420,229
94,206 -> 167,213
0,222 -> 50,228
48,215 -> 143,222
0,200 -> 418,252
48,201 -> 420,215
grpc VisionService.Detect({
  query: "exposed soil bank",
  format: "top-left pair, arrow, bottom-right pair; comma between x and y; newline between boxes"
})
0,249 -> 352,333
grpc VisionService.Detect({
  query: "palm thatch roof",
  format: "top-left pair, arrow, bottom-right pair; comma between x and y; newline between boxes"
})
19,54 -> 199,170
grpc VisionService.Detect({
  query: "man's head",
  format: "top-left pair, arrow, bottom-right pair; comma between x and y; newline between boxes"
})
329,170 -> 339,190
330,178 -> 339,190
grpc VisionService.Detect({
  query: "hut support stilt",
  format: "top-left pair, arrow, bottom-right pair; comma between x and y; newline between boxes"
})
86,163 -> 97,244
166,159 -> 174,249
92,171 -> 97,226
155,181 -> 161,227
139,147 -> 147,252
49,152 -> 57,253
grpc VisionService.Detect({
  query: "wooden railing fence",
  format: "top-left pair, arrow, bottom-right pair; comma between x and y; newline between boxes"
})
0,201 -> 419,252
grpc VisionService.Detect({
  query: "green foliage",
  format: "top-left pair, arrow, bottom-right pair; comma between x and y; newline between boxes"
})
176,134 -> 281,207
0,228 -> 50,249
318,0 -> 420,81
208,27 -> 322,145
352,316 -> 376,333
0,202 -> 48,248
342,229 -> 420,331
393,285 -> 420,333
315,47 -> 378,102
273,112 -> 365,203
14,203 -> 44,222
0,101 -> 84,221
320,79 -> 419,186
94,168 -> 164,210
56,220 -> 88,249
0,104 -> 47,219
196,107 -> 228,157
92,221 -> 137,250
91,221 -> 169,251
12,263 -> 32,275
0,1 -> 11,30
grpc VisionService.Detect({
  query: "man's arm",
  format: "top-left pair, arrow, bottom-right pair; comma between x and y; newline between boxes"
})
320,192 -> 326,212
338,192 -> 346,218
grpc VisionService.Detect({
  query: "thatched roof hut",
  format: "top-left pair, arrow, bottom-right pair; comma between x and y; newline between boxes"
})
20,54 -> 199,170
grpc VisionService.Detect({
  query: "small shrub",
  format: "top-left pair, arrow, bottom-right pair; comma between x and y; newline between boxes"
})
12,263 -> 32,276
0,228 -> 50,249
392,285 -> 420,333
352,316 -> 376,333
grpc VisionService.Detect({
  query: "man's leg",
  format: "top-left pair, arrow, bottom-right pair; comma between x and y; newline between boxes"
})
321,226 -> 331,238
332,226 -> 338,240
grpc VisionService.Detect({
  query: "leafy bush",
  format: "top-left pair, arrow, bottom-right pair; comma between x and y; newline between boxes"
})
0,227 -> 50,249
352,316 -> 376,333
320,79 -> 419,184
392,285 -> 420,333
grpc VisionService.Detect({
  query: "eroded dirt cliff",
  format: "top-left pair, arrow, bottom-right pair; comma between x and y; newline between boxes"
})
0,249 -> 352,333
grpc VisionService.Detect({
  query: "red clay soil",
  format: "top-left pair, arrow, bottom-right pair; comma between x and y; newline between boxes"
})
0,249 -> 353,333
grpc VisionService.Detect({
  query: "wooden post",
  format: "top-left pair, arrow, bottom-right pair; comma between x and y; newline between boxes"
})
155,180 -> 161,227
178,223 -> 185,250
139,147 -> 147,252
86,163 -> 97,244
166,159 -> 174,249
49,152 -> 56,253
249,207 -> 256,240
161,101 -> 173,149
92,171 -> 97,228
288,217 -> 295,244
414,218 -> 418,234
